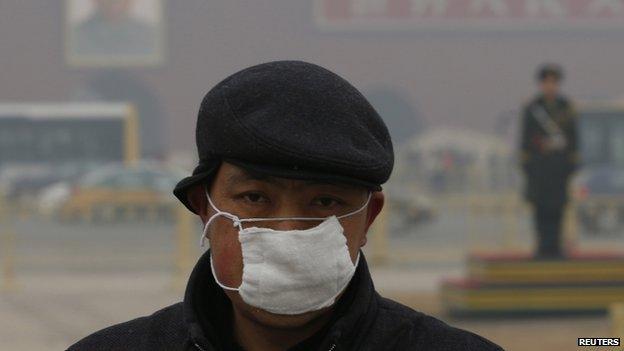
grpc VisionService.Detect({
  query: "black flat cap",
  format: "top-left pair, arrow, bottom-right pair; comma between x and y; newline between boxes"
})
174,60 -> 394,213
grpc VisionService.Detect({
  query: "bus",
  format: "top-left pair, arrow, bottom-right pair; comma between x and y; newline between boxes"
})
0,103 -> 139,202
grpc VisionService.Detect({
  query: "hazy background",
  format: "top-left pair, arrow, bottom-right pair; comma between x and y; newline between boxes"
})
2,0 -> 624,350
3,1 -> 624,154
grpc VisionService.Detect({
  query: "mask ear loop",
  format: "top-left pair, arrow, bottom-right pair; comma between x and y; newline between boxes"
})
337,191 -> 372,219
200,188 -> 244,247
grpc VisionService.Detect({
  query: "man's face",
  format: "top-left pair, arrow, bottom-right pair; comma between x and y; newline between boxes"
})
539,75 -> 561,99
93,0 -> 132,20
190,162 -> 383,328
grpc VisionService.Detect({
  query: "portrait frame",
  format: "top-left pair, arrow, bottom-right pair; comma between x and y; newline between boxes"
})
65,0 -> 166,67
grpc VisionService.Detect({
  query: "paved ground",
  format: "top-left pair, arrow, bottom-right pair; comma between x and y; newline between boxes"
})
0,271 -> 614,350
0,273 -> 179,350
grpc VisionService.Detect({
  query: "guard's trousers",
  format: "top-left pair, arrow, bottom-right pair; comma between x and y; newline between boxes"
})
534,205 -> 565,258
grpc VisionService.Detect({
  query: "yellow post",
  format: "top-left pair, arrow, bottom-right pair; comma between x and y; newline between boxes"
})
173,205 -> 194,289
0,195 -> 16,292
1,230 -> 16,292
563,200 -> 578,252
610,303 -> 624,350
503,193 -> 518,250
124,104 -> 141,166
466,195 -> 477,250
370,197 -> 389,265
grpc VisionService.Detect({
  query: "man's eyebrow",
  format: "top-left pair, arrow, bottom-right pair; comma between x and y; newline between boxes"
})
225,171 -> 279,186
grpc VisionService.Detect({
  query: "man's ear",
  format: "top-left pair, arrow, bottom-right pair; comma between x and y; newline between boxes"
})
361,191 -> 385,246
186,184 -> 209,223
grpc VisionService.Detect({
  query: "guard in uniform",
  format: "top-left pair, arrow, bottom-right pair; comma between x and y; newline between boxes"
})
520,64 -> 579,259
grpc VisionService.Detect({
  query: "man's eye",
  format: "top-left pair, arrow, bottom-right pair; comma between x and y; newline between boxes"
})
242,193 -> 268,203
313,197 -> 340,207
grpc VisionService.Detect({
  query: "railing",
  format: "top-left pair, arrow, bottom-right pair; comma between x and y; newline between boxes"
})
365,192 -> 624,265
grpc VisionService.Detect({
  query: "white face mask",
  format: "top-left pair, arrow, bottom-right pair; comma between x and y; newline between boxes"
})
201,189 -> 371,315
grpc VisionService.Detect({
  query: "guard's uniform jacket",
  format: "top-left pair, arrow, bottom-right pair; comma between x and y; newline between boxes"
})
520,94 -> 579,257
520,95 -> 578,208
68,252 -> 503,351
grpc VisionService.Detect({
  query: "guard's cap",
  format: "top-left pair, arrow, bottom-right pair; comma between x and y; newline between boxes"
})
173,61 -> 394,213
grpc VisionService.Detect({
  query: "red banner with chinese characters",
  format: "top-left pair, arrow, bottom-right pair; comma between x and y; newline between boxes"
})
316,0 -> 624,30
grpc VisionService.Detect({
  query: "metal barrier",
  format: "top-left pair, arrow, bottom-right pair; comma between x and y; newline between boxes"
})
366,192 -> 590,264
459,194 -> 580,252
0,193 -> 195,293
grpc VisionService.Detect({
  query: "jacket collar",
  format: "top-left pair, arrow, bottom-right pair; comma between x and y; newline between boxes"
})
183,250 -> 378,350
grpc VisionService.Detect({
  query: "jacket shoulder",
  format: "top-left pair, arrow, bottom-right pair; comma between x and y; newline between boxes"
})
67,302 -> 186,351
375,296 -> 504,351
521,98 -> 540,118
522,96 -> 540,109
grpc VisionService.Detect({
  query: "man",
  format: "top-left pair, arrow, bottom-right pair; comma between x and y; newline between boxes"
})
520,63 -> 579,259
69,61 -> 502,350
72,0 -> 158,58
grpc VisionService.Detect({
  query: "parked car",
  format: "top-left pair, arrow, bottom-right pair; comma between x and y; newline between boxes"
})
52,162 -> 186,223
0,163 -> 97,203
573,167 -> 624,234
